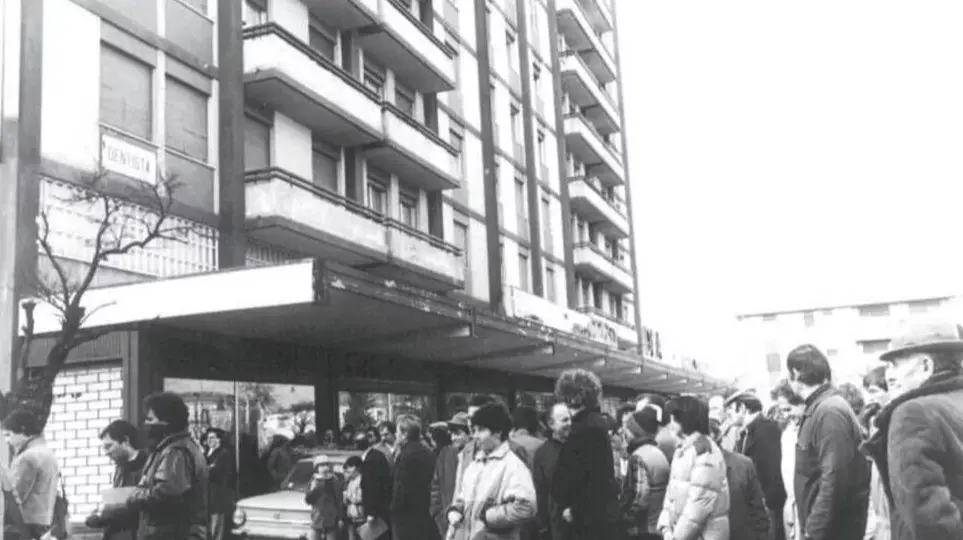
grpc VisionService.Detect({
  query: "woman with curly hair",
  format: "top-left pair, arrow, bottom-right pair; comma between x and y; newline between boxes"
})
551,369 -> 620,539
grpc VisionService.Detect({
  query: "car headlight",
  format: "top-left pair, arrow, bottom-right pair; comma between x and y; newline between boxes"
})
232,508 -> 247,527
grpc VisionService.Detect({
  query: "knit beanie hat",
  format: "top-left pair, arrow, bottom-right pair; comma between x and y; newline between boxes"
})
625,407 -> 660,439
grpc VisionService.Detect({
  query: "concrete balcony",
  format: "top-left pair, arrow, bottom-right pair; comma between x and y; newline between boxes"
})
560,52 -> 620,135
357,0 -> 456,93
556,0 -> 617,84
366,104 -> 460,191
577,0 -> 613,34
579,306 -> 638,349
385,220 -> 465,291
303,0 -> 379,29
564,113 -> 625,186
568,177 -> 628,238
244,168 -> 464,291
573,242 -> 633,294
243,23 -> 382,146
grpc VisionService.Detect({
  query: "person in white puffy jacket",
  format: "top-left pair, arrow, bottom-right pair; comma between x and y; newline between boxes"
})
446,403 -> 536,540
658,396 -> 730,540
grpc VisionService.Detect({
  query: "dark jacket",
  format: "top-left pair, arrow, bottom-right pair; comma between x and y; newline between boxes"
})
430,444 -> 460,536
362,446 -> 392,521
533,438 -> 570,540
86,451 -> 147,540
390,440 -> 441,540
739,414 -> 787,510
128,432 -> 209,540
305,474 -> 344,532
552,407 -> 619,538
794,384 -> 870,540
863,372 -> 963,540
206,446 -> 236,514
722,449 -> 770,540
265,443 -> 295,489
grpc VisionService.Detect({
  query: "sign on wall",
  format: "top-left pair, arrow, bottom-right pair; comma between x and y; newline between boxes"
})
100,133 -> 157,184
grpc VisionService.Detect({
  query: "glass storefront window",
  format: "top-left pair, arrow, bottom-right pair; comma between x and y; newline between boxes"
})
338,391 -> 436,432
164,378 -> 316,498
516,391 -> 553,414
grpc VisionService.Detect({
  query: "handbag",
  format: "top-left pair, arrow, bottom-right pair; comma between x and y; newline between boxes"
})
48,476 -> 69,540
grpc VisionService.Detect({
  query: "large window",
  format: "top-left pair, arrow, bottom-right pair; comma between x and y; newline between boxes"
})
454,218 -> 470,291
395,82 -> 416,118
364,59 -> 386,98
399,188 -> 418,227
366,172 -> 388,214
338,391 -> 436,432
165,377 -> 316,497
312,138 -> 339,192
243,116 -> 270,170
545,265 -> 556,302
541,195 -> 553,252
242,0 -> 266,26
518,252 -> 530,292
308,18 -> 337,62
166,78 -> 209,160
100,46 -> 153,139
515,178 -> 527,238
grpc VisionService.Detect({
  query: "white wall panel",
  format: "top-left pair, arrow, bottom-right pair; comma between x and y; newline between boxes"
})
272,112 -> 312,179
41,0 -> 100,169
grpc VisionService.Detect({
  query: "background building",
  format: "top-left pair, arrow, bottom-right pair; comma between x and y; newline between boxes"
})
0,0 -> 724,521
736,292 -> 961,391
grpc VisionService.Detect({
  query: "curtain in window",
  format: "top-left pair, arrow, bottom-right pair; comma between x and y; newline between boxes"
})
166,78 -> 209,160
100,47 -> 153,139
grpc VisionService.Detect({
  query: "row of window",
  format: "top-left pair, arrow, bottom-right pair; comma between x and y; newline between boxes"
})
101,45 -> 209,162
761,298 -> 947,324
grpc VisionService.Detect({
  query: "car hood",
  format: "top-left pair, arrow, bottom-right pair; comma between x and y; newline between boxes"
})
236,490 -> 310,512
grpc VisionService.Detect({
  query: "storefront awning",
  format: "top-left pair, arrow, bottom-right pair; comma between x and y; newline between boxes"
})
24,259 -> 726,393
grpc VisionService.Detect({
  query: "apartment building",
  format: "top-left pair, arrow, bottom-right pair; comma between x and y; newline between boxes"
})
736,293 -> 960,391
0,0 -> 725,519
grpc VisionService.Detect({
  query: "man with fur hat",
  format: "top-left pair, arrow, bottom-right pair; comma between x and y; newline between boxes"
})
619,407 -> 670,540
863,318 -> 963,540
552,369 -> 619,540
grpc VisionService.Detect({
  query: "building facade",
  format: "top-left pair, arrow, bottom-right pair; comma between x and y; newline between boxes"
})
0,0 -> 724,520
736,294 -> 959,391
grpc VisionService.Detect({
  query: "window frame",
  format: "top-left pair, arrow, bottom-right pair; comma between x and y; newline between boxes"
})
100,44 -> 154,140
165,76 -> 210,161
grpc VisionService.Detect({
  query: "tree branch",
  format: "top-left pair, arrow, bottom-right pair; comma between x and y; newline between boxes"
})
35,210 -> 73,309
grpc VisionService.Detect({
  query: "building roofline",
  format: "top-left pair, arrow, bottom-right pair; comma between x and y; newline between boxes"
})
736,293 -> 960,320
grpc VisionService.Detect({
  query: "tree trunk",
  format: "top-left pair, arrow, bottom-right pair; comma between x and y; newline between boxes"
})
2,344 -> 69,431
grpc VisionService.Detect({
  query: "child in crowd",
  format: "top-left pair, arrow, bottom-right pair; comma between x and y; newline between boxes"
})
342,456 -> 365,540
305,455 -> 343,540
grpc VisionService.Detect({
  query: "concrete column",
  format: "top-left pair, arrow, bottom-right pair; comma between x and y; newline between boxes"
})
217,0 -> 247,268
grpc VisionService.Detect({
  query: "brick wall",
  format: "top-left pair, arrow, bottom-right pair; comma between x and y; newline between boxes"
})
45,363 -> 124,521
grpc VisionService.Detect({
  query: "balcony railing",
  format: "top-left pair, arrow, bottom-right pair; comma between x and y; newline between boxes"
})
573,241 -> 633,293
245,168 -> 463,290
357,0 -> 456,93
568,176 -> 628,238
555,0 -> 616,83
559,51 -> 619,133
372,103 -> 460,191
243,23 -> 383,145
563,113 -> 624,185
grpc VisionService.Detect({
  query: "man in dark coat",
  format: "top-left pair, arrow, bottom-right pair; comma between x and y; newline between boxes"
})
355,432 -> 392,530
533,403 -> 572,540
721,449 -> 770,540
786,345 -> 870,540
727,389 -> 787,540
552,369 -> 619,540
430,413 -> 471,537
863,319 -> 963,540
124,392 -> 209,540
390,415 -> 441,540
86,420 -> 148,540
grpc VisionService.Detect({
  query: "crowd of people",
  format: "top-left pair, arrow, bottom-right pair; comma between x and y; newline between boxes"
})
0,317 -> 962,539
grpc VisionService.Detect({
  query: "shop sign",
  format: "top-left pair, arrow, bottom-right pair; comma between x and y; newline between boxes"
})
101,132 -> 157,184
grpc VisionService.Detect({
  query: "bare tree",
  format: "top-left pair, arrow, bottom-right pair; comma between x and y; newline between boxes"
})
2,169 -> 192,429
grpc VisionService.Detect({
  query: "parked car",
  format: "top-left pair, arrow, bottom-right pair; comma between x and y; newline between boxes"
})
232,448 -> 361,539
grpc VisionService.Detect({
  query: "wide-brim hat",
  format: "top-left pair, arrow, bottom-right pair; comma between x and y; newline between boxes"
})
880,319 -> 963,362
724,388 -> 761,409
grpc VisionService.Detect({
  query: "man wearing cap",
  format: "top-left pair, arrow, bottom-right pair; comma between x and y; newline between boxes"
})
863,319 -> 963,540
726,389 -> 786,540
787,344 -> 869,540
429,412 -> 470,536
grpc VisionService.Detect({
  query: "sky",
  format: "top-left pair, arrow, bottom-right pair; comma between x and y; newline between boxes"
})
618,0 -> 963,366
